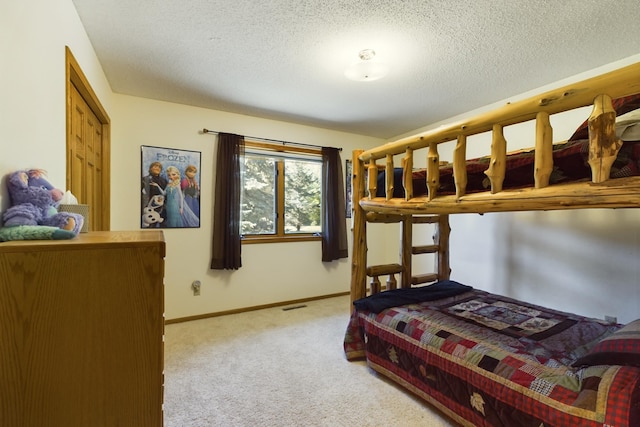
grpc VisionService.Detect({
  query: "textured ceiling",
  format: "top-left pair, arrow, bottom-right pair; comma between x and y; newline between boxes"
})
72,0 -> 640,139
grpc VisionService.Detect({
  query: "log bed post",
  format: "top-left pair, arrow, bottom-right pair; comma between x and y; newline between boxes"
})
351,150 -> 368,306
485,124 -> 507,193
403,148 -> 414,200
436,215 -> 451,280
534,111 -> 553,188
369,276 -> 381,295
367,160 -> 378,199
588,94 -> 622,183
401,216 -> 412,288
426,141 -> 439,201
385,154 -> 394,200
453,135 -> 468,198
386,273 -> 398,290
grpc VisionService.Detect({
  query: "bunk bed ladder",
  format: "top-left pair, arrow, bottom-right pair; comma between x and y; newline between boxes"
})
359,213 -> 451,299
350,150 -> 451,305
362,213 -> 404,295
403,214 -> 451,287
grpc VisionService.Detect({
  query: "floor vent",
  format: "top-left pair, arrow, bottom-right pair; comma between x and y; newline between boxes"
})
282,304 -> 307,311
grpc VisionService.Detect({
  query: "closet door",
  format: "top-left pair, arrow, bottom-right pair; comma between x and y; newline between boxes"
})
65,47 -> 111,231
69,83 -> 104,230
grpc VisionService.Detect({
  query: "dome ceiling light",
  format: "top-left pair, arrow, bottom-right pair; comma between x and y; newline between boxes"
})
344,49 -> 389,82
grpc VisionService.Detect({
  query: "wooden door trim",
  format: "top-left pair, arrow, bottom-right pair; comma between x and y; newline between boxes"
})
65,46 -> 111,230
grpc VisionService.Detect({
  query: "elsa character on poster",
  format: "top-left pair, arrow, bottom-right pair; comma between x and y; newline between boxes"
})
151,166 -> 199,228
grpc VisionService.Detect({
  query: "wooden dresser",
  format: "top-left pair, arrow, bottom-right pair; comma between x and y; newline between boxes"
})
0,231 -> 165,426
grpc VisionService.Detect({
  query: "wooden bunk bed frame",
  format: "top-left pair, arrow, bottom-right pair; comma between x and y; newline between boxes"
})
351,62 -> 640,303
345,62 -> 640,426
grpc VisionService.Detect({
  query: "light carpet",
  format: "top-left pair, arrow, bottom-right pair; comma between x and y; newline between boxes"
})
163,295 -> 457,426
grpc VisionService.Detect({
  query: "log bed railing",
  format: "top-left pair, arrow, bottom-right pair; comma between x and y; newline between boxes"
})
350,62 -> 640,304
355,61 -> 640,215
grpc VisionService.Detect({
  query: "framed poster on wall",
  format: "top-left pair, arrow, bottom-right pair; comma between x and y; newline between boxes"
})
345,159 -> 352,218
141,145 -> 201,228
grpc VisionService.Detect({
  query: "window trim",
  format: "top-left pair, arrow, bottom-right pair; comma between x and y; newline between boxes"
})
241,140 -> 323,244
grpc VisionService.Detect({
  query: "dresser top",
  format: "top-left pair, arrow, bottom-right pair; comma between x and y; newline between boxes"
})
0,230 -> 165,253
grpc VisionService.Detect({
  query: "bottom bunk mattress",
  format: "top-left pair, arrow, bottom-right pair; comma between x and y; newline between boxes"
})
344,281 -> 640,427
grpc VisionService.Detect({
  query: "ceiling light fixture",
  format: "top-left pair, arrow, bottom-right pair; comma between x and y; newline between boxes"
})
344,49 -> 389,82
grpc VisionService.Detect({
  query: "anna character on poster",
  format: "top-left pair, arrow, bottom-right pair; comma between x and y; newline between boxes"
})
181,164 -> 200,218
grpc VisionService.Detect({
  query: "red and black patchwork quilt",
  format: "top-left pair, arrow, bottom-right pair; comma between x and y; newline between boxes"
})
344,288 -> 640,426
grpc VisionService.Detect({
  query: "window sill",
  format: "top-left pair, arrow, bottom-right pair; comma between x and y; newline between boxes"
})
241,235 -> 322,244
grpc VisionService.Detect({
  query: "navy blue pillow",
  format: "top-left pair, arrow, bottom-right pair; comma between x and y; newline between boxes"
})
353,280 -> 472,313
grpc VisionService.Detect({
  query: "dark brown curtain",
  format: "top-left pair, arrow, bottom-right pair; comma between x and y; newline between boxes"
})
321,147 -> 348,262
211,133 -> 245,270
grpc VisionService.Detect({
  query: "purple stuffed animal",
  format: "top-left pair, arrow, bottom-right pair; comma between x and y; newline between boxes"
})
2,169 -> 84,234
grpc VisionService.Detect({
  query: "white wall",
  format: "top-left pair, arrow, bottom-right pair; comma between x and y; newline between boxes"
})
1,0 -> 112,210
446,210 -> 640,324
111,95 -> 386,319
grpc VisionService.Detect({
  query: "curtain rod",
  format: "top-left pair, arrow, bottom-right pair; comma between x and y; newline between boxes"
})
201,128 -> 342,151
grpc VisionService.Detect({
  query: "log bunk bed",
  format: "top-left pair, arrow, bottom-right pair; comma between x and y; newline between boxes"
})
344,62 -> 640,427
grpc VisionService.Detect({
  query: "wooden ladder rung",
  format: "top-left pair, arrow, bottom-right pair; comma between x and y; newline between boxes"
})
412,244 -> 439,255
411,273 -> 439,286
367,263 -> 403,276
412,215 -> 440,224
366,213 -> 403,223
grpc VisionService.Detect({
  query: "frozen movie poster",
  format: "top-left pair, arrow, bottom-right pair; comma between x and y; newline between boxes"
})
141,145 -> 201,229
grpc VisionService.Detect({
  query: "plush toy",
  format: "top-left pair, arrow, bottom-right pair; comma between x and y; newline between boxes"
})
0,225 -> 76,241
1,169 -> 84,240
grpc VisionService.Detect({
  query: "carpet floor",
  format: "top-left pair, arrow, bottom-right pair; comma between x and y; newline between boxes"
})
163,294 -> 457,426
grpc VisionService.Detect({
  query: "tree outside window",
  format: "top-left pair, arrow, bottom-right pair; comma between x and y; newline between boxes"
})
240,143 -> 322,242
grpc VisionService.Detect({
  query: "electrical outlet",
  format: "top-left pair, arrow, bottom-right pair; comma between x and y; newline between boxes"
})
191,280 -> 201,296
604,315 -> 617,324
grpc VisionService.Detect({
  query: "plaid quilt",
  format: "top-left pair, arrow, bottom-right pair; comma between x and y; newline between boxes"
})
344,289 -> 640,426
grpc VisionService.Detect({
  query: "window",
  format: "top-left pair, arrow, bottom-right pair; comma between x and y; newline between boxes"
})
240,141 -> 322,243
